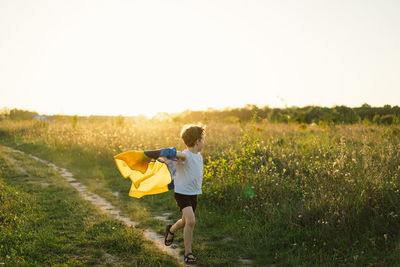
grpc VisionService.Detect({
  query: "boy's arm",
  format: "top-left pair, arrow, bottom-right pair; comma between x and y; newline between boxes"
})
176,151 -> 187,161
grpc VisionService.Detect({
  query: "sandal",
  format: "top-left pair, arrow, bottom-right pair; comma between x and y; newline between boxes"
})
164,224 -> 174,246
184,253 -> 197,265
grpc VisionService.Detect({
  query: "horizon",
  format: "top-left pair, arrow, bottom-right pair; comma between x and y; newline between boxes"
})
1,102 -> 397,119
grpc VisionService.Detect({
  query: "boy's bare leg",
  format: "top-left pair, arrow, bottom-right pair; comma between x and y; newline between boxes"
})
182,206 -> 195,255
167,206 -> 196,255
169,214 -> 185,238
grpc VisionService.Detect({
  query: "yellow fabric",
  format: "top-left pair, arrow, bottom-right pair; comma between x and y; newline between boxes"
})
114,150 -> 172,198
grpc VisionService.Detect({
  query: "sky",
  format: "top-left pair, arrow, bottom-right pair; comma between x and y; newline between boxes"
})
1,0 -> 400,117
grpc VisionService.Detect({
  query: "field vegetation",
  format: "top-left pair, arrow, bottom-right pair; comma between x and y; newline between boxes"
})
2,103 -> 400,125
1,117 -> 400,266
0,146 -> 178,266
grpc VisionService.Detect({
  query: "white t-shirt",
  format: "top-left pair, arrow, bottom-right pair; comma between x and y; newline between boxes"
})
173,150 -> 203,195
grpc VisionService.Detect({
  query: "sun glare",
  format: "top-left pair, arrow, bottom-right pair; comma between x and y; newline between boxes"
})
1,0 -> 400,116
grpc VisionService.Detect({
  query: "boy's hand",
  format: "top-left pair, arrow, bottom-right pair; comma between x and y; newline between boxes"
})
176,151 -> 187,161
160,147 -> 177,160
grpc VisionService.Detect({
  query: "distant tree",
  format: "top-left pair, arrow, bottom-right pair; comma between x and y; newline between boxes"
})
268,109 -> 289,123
334,106 -> 359,124
355,103 -> 374,122
304,106 -> 331,124
380,114 -> 394,125
0,107 -> 10,121
9,109 -> 38,120
361,103 -> 371,108
373,114 -> 381,124
293,109 -> 306,123
392,106 -> 400,117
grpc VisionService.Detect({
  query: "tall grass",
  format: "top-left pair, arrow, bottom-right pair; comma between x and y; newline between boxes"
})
1,119 -> 400,264
204,123 -> 400,243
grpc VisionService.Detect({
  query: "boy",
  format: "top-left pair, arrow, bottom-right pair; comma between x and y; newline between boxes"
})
164,124 -> 205,265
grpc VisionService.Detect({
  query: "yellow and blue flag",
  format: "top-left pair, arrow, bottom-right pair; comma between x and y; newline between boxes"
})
114,149 -> 176,198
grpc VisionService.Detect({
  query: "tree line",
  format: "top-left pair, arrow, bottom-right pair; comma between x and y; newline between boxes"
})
170,104 -> 400,125
1,104 -> 400,125
0,108 -> 39,121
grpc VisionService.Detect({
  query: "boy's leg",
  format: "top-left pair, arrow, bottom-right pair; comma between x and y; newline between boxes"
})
169,214 -> 185,237
182,206 -> 195,255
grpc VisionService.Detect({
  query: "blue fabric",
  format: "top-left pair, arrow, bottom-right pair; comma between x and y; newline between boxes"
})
167,180 -> 175,190
144,149 -> 162,159
160,147 -> 177,159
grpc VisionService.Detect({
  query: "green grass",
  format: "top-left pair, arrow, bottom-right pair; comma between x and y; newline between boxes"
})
1,120 -> 400,266
0,147 -> 179,266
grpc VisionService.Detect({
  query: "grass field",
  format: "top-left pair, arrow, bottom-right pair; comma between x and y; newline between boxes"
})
1,118 -> 400,266
0,146 -> 178,266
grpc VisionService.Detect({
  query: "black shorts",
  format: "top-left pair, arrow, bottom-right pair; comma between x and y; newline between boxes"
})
174,193 -> 198,212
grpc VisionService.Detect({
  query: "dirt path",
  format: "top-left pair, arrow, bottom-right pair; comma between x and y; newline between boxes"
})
3,146 -> 186,266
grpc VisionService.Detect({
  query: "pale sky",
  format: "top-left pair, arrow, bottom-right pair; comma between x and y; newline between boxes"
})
1,0 -> 399,117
